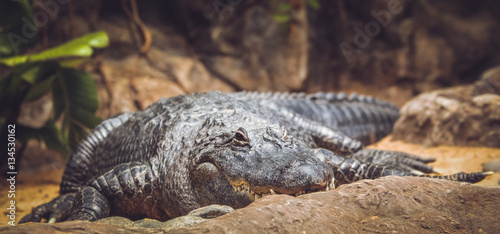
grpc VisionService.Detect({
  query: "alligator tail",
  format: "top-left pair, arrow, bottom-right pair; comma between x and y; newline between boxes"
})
417,171 -> 494,183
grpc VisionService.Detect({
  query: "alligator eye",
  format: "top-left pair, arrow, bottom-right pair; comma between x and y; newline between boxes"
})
232,128 -> 250,146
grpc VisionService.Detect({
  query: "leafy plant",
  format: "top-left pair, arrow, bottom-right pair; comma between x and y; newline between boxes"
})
0,30 -> 108,159
272,0 -> 321,24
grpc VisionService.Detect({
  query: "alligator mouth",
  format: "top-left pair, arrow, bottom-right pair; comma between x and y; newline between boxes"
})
229,177 -> 336,200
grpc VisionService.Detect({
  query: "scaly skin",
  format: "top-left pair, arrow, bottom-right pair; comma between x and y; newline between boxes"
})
20,91 -> 491,223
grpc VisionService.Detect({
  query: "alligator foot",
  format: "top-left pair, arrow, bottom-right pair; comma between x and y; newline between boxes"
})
19,193 -> 75,223
352,149 -> 436,174
68,186 -> 110,221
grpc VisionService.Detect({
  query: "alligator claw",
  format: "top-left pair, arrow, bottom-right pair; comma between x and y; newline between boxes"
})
19,193 -> 75,224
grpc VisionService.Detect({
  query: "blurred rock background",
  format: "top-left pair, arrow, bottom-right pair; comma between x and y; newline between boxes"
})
16,0 -> 500,117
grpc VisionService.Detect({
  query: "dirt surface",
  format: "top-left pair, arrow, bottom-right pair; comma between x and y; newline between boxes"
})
1,136 -> 498,229
371,137 -> 500,186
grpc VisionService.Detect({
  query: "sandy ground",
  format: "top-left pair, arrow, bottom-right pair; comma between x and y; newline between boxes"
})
1,136 -> 499,226
370,136 -> 500,186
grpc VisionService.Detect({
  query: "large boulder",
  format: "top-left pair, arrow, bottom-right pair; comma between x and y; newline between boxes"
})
392,67 -> 500,148
5,176 -> 499,233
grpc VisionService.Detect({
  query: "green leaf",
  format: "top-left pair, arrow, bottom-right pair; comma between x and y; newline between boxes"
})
53,68 -> 99,120
60,68 -> 99,112
0,31 -> 109,66
52,68 -> 100,151
52,70 -> 67,121
306,0 -> 321,10
71,107 -> 102,129
19,65 -> 41,84
68,121 -> 87,151
59,58 -> 89,68
273,14 -> 291,23
41,120 -> 67,154
0,72 -> 25,117
23,74 -> 56,102
0,34 -> 15,55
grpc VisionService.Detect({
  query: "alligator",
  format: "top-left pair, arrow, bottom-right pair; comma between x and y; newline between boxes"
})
20,91 -> 491,223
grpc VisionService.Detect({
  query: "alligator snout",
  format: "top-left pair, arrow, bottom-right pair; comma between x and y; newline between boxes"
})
275,158 -> 334,195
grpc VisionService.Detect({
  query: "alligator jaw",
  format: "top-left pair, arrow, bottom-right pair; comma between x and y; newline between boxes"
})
230,177 -> 335,200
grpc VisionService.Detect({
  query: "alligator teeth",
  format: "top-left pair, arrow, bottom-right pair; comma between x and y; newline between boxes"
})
232,183 -> 250,193
294,191 -> 306,196
323,177 -> 336,192
328,178 -> 335,191
233,179 -> 334,199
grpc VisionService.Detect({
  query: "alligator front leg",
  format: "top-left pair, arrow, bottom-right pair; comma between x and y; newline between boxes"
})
68,186 -> 110,221
75,162 -> 166,221
65,162 -> 163,221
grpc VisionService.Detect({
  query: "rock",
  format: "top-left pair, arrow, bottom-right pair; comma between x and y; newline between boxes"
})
175,1 -> 309,91
187,177 -> 500,233
95,205 -> 233,229
94,56 -> 186,116
474,66 -> 500,96
96,216 -> 134,226
392,84 -> 500,148
159,205 -> 234,229
17,94 -> 53,129
6,177 -> 499,233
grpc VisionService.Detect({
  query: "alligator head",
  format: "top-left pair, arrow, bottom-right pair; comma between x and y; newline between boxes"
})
189,110 -> 335,210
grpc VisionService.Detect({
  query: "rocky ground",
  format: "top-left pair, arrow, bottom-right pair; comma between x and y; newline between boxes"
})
1,137 -> 498,233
